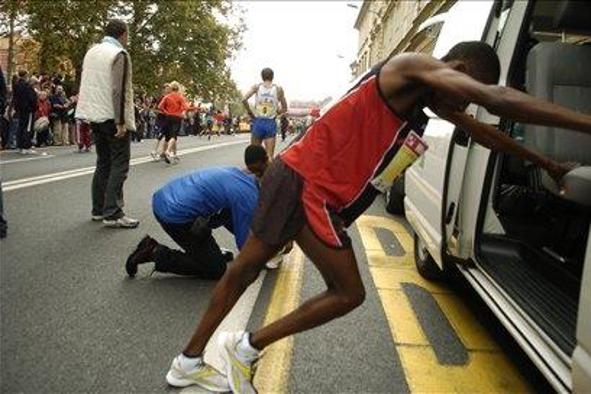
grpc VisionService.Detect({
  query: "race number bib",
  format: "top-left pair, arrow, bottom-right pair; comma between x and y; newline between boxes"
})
255,98 -> 277,118
371,131 -> 428,193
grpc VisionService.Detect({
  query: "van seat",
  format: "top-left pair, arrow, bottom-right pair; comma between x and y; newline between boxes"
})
524,42 -> 591,165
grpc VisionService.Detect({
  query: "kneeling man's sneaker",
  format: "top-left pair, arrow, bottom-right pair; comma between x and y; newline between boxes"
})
126,235 -> 158,277
166,355 -> 230,392
103,216 -> 140,229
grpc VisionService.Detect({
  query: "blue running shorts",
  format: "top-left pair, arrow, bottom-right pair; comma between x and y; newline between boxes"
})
251,117 -> 277,139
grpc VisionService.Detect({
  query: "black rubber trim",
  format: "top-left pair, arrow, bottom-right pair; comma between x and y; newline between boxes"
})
477,235 -> 577,355
464,261 -> 570,393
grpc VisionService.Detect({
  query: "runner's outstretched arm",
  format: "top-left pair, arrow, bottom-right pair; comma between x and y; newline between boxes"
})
399,54 -> 591,135
443,111 -> 571,182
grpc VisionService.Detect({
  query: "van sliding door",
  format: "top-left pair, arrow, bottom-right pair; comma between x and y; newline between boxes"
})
404,1 -> 494,268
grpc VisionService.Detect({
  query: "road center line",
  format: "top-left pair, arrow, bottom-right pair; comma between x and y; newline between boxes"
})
3,139 -> 248,192
0,154 -> 55,165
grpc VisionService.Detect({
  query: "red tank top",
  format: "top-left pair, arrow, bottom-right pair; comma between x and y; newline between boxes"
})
281,76 -> 406,210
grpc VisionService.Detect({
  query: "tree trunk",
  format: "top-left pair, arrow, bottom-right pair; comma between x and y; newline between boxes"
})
6,4 -> 16,89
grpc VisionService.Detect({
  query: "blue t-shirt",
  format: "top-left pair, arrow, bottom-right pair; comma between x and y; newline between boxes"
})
152,167 -> 259,249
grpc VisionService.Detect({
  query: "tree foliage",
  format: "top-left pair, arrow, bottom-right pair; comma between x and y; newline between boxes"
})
123,0 -> 244,100
1,0 -> 244,100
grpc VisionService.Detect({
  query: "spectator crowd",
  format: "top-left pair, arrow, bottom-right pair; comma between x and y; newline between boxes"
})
0,67 -> 266,154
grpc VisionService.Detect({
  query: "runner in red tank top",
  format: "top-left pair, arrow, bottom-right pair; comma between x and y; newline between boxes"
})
166,42 -> 591,391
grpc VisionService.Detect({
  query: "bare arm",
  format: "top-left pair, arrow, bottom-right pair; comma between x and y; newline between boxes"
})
402,54 -> 591,135
444,111 -> 570,182
277,86 -> 287,115
242,85 -> 257,118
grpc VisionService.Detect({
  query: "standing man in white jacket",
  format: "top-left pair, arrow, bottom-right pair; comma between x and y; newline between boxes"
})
76,19 -> 139,228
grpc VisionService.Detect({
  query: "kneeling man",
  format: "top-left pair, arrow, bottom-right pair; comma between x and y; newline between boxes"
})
125,145 -> 269,279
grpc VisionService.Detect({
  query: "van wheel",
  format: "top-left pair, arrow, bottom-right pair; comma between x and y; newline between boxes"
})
414,233 -> 443,281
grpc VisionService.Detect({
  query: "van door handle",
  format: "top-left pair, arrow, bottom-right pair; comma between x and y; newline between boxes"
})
445,202 -> 456,225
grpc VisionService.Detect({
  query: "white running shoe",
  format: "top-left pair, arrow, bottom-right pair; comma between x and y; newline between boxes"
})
219,332 -> 258,394
102,216 -> 140,228
150,151 -> 159,161
166,355 -> 230,392
265,254 -> 283,270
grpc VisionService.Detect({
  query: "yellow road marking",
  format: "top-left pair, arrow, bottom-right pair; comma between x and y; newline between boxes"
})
253,246 -> 305,393
399,346 -> 531,393
357,214 -> 532,393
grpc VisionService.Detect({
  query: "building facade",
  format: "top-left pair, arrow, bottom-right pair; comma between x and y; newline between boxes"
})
352,0 -> 456,78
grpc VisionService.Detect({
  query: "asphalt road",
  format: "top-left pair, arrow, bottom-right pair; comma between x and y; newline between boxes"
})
1,135 -> 255,393
0,135 -> 551,393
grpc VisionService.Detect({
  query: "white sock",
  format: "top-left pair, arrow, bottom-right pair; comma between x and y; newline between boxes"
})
236,332 -> 260,362
178,353 -> 202,371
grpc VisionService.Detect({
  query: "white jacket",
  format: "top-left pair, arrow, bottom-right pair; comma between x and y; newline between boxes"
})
76,40 -> 136,131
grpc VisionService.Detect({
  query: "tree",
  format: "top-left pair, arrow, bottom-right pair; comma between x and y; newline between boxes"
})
0,0 -> 28,86
122,0 -> 244,99
20,0 -> 243,98
25,0 -> 115,88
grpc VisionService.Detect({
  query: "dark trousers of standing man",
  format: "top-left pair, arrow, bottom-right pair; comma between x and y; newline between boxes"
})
153,216 -> 228,280
91,120 -> 131,220
16,112 -> 33,150
0,181 -> 7,238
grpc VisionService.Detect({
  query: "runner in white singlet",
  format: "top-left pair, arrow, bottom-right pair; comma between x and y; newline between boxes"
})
242,68 -> 287,159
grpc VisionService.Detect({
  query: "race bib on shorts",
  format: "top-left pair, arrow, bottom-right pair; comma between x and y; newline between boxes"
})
371,131 -> 428,193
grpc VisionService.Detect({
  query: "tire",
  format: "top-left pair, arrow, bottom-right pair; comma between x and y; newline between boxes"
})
385,177 -> 405,215
414,233 -> 443,281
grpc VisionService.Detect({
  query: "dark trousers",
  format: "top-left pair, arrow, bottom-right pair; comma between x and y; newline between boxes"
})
36,128 -> 50,147
0,116 -> 9,149
17,112 -> 33,150
0,181 -> 6,238
153,217 -> 227,279
91,121 -> 131,219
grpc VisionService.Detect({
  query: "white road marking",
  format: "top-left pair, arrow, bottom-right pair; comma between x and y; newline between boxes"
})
0,154 -> 54,165
3,139 -> 248,192
207,273 -> 265,370
178,272 -> 266,394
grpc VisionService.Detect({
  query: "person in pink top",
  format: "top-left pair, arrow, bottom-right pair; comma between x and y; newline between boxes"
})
158,81 -> 188,164
35,90 -> 51,147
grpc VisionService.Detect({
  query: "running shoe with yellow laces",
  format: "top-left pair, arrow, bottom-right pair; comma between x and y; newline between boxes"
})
219,331 -> 259,394
166,354 -> 230,392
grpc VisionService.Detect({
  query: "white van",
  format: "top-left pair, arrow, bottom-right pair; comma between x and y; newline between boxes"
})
404,0 -> 591,392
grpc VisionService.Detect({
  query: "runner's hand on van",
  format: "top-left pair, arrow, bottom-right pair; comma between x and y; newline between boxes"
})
545,162 -> 578,190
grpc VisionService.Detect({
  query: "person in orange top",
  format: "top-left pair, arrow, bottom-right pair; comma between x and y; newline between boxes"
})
158,81 -> 188,164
